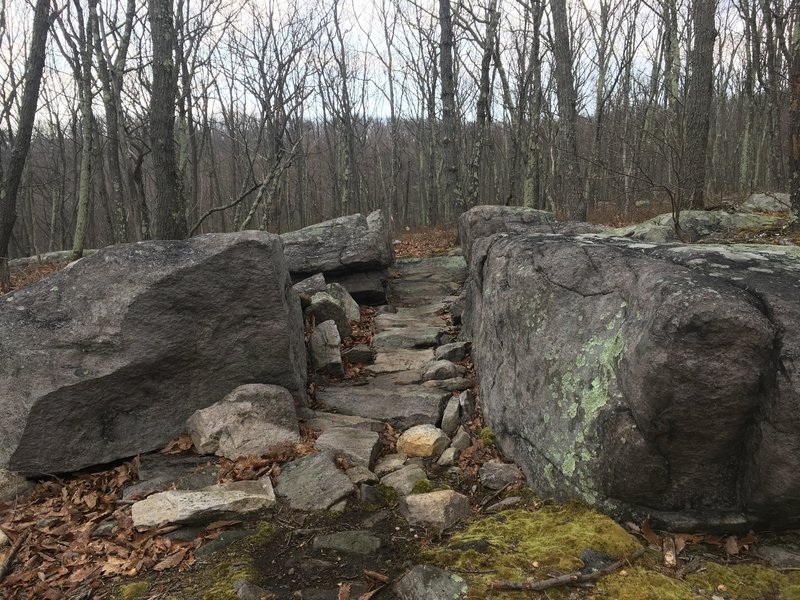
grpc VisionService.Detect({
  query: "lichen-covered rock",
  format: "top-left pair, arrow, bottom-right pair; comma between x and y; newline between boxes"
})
608,210 -> 786,243
394,565 -> 468,600
0,232 -> 306,476
742,192 -> 792,213
187,384 -> 301,460
326,283 -> 360,321
466,232 -> 800,529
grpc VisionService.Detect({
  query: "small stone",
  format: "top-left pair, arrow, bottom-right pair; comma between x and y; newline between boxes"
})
421,360 -> 463,381
440,396 -> 460,436
404,457 -> 426,468
394,565 -> 468,600
380,465 -> 427,496
326,283 -> 361,321
312,530 -> 381,555
485,496 -> 523,514
91,517 -> 117,538
275,453 -> 355,511
479,461 -> 523,490
375,305 -> 397,314
397,424 -> 449,458
399,490 -> 471,530
450,427 -> 471,451
458,390 -> 475,422
330,499 -> 348,513
234,579 -> 276,600
309,320 -> 344,376
435,342 -> 470,362
436,447 -> 459,467
293,273 -> 327,307
315,426 -> 380,469
344,344 -> 374,364
346,465 -> 379,485
374,453 -> 408,477
358,484 -> 381,504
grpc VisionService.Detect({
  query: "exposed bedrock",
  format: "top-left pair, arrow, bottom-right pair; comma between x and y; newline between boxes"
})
465,232 -> 800,530
0,232 -> 307,476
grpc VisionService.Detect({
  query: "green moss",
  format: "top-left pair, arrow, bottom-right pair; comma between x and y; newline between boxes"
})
183,558 -> 258,600
422,503 -> 641,599
116,582 -> 150,600
247,521 -> 275,544
599,567 -> 699,599
411,480 -> 451,494
686,561 -> 800,599
479,427 -> 496,446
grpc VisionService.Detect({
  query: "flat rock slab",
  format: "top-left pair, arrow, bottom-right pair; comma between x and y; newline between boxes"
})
131,477 -> 276,528
312,530 -> 381,555
394,565 -> 468,600
315,427 -> 381,470
372,327 -> 441,350
316,384 -> 448,430
297,408 -> 384,433
370,349 -> 435,374
123,454 -> 217,501
391,257 -> 468,306
275,453 -> 354,511
380,465 -> 427,496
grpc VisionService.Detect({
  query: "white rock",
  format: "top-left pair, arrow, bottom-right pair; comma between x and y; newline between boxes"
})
399,490 -> 471,529
187,384 -> 300,460
131,477 -> 275,528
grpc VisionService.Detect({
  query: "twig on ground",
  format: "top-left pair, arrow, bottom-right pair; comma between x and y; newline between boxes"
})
490,547 -> 647,592
0,531 -> 30,582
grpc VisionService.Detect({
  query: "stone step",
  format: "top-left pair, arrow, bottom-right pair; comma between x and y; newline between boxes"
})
315,383 -> 449,430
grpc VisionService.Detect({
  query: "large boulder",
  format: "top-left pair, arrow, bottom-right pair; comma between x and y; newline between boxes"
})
282,210 -> 394,304
466,232 -> 800,530
608,210 -> 786,243
0,232 -> 306,475
458,205 -> 556,262
742,192 -> 792,213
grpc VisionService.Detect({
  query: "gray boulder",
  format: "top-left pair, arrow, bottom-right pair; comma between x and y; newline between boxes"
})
309,320 -> 344,377
293,273 -> 327,308
608,210 -> 786,243
466,232 -> 800,529
275,452 -> 355,511
283,211 -> 393,305
458,205 -> 555,262
305,292 -> 352,339
742,192 -> 792,213
0,232 -> 306,476
326,282 -> 360,321
282,210 -> 393,275
315,426 -> 381,469
187,384 -> 301,460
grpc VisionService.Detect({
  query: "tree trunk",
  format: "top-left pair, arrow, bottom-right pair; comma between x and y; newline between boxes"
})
682,0 -> 717,210
550,0 -> 585,220
439,0 -> 464,218
0,0 -> 52,289
790,2 -> 800,215
149,0 -> 186,239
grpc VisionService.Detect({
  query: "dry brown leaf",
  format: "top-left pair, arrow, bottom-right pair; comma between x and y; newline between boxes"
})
161,434 -> 195,454
640,518 -> 662,548
724,535 -> 740,556
154,547 -> 188,572
363,570 -> 390,583
337,582 -> 351,600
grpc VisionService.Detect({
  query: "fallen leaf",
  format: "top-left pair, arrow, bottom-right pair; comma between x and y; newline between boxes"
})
640,517 -> 662,548
154,547 -> 188,572
724,535 -> 740,556
337,582 -> 351,600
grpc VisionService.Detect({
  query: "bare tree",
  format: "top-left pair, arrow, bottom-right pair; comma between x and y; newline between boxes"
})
149,0 -> 186,239
439,0 -> 464,217
0,0 -> 52,289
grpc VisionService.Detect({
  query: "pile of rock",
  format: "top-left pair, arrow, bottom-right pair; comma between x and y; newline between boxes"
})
282,210 -> 394,304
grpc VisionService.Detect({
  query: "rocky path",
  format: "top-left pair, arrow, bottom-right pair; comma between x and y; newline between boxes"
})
112,254 -> 496,600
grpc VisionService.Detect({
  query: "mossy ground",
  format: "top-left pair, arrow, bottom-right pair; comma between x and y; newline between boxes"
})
422,501 -> 800,600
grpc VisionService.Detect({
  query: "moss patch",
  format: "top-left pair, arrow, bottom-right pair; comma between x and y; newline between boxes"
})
598,566 -> 701,599
686,561 -> 800,599
411,479 -> 451,494
479,427 -> 496,446
422,502 -> 641,598
115,582 -> 151,600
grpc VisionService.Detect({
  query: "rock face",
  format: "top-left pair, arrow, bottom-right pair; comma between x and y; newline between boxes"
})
458,205 -> 555,263
466,232 -> 800,529
0,232 -> 306,476
282,210 -> 394,304
187,384 -> 301,460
